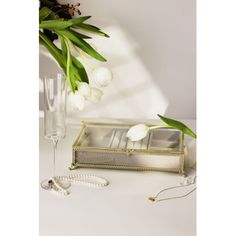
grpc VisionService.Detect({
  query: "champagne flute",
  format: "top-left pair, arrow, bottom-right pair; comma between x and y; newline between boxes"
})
41,73 -> 70,191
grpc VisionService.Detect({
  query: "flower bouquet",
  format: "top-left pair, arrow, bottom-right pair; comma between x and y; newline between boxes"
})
39,0 -> 113,111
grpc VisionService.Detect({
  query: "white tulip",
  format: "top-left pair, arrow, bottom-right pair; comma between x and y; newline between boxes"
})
77,82 -> 91,97
126,124 -> 150,142
67,92 -> 85,111
86,87 -> 103,103
93,67 -> 113,87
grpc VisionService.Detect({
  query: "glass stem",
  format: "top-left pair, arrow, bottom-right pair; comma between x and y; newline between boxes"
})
52,138 -> 58,177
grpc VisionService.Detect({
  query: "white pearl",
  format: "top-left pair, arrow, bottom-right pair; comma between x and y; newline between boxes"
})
50,174 -> 109,195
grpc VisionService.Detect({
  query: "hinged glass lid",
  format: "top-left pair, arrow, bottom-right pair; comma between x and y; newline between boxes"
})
74,122 -> 184,153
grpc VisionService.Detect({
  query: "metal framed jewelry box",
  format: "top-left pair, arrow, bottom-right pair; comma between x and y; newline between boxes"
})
70,121 -> 185,175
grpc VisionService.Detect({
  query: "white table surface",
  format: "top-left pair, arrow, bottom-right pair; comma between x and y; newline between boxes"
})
39,118 -> 196,236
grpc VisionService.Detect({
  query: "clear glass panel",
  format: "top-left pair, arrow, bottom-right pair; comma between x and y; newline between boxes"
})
78,125 -> 129,148
76,123 -> 183,152
148,129 -> 182,151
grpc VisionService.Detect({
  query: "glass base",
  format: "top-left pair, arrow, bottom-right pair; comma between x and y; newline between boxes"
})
40,178 -> 71,191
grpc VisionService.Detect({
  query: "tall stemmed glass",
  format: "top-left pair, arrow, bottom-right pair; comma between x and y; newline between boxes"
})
41,73 -> 69,191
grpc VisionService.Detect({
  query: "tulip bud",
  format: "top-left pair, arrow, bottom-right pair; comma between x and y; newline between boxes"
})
67,92 -> 85,111
85,87 -> 103,103
126,124 -> 150,142
77,82 -> 91,97
93,67 -> 113,87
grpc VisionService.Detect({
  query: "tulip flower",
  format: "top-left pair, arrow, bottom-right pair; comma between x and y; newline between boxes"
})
126,124 -> 169,142
67,91 -> 85,111
126,124 -> 150,142
77,82 -> 91,97
93,67 -> 113,87
85,87 -> 104,103
126,115 -> 197,142
67,85 -> 104,111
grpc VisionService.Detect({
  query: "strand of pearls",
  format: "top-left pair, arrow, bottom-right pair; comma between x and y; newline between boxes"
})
48,174 -> 109,196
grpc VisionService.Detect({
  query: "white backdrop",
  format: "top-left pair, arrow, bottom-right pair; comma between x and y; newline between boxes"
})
39,0 -> 196,120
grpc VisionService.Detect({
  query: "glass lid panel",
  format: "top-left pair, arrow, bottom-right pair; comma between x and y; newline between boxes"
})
76,123 -> 183,151
148,129 -> 182,151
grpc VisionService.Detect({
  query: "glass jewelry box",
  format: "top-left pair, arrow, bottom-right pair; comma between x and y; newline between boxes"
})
70,121 -> 185,175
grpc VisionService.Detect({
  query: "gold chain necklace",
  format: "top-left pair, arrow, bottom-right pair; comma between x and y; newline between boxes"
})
148,170 -> 196,203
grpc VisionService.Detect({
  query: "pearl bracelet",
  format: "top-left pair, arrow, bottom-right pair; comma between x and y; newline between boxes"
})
47,174 -> 109,196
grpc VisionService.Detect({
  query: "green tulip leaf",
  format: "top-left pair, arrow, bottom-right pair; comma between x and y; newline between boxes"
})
39,16 -> 91,30
39,31 -> 65,70
69,29 -> 91,39
67,16 -> 91,26
39,7 -> 53,21
64,38 -> 76,93
74,23 -> 110,38
158,114 -> 197,139
56,29 -> 106,62
40,20 -> 75,30
71,56 -> 89,83
40,32 -> 76,92
61,37 -> 85,83
60,36 -> 67,60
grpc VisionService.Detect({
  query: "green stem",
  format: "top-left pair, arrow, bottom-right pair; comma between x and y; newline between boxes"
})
64,39 -> 71,81
149,125 -> 170,130
56,31 -> 79,92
